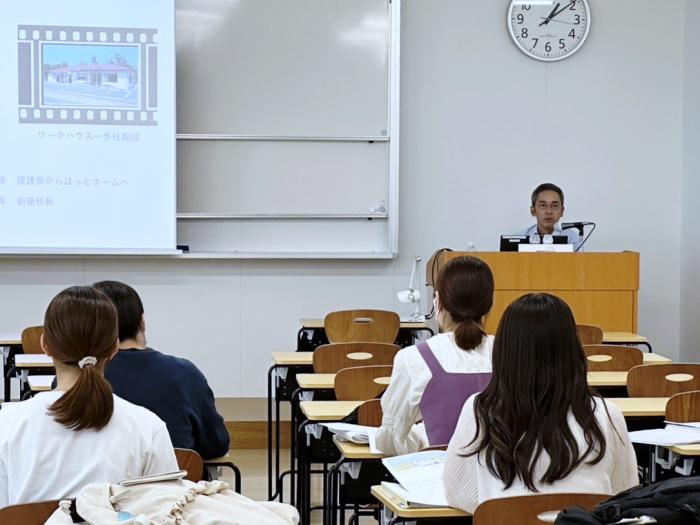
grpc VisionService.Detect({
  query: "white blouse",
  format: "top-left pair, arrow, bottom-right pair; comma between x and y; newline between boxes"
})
375,332 -> 494,456
0,390 -> 179,508
443,394 -> 639,513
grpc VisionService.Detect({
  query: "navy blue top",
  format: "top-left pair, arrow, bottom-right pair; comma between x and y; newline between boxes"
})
104,348 -> 229,459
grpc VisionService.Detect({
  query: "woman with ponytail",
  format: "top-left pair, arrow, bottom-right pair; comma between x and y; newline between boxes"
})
376,256 -> 495,455
0,286 -> 178,508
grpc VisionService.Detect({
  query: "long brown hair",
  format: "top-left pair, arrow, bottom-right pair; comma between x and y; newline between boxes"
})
466,293 -> 607,491
435,256 -> 494,350
44,286 -> 118,431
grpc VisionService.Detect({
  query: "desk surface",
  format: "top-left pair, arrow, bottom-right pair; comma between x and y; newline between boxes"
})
28,375 -> 54,391
300,318 -> 431,330
603,332 -> 648,344
334,436 -> 384,459
370,485 -> 470,519
0,337 -> 21,346
271,352 -> 314,366
299,400 -> 363,421
14,354 -> 53,368
609,397 -> 667,417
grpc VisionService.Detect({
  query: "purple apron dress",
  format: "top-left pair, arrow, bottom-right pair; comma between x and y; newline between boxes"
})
416,341 -> 492,446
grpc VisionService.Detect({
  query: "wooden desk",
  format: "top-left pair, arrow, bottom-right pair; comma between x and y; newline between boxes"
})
297,373 -> 335,389
0,338 -> 21,346
371,485 -> 470,521
271,352 -> 313,366
334,437 -> 384,460
609,397 -> 668,417
27,375 -> 54,392
299,400 -> 363,421
427,251 -> 640,333
671,444 -> 700,456
14,355 -> 53,368
300,319 -> 431,331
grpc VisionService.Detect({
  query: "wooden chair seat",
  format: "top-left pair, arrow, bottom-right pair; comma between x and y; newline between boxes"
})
576,324 -> 603,345
584,344 -> 643,371
21,326 -> 44,354
334,365 -> 393,401
627,364 -> 700,397
312,342 -> 399,373
324,309 -> 400,343
474,493 -> 608,524
0,499 -> 61,525
174,448 -> 204,482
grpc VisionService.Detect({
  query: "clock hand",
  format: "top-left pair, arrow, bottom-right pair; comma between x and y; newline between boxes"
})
539,2 -> 561,26
548,0 -> 577,22
538,16 -> 576,25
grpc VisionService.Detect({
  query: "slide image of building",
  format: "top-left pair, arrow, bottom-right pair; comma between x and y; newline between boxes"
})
42,44 -> 139,108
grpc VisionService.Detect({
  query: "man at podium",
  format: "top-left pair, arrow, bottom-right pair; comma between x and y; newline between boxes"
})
520,183 -> 582,251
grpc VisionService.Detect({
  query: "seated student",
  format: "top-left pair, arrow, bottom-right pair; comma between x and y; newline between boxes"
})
521,182 -> 582,250
443,293 -> 638,513
0,286 -> 177,508
375,256 -> 495,456
93,280 -> 230,460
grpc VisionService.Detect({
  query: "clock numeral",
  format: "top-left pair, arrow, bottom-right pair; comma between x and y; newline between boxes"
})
517,13 -> 524,24
569,28 -> 576,39
569,1 -> 577,10
574,14 -> 581,24
522,5 -> 531,10
559,38 -> 566,49
545,42 -> 552,52
531,37 -> 539,48
521,28 -> 528,38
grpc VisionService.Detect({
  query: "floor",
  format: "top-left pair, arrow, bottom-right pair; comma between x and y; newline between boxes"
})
225,449 -> 377,524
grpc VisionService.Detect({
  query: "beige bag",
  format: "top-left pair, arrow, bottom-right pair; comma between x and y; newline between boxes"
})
45,474 -> 298,525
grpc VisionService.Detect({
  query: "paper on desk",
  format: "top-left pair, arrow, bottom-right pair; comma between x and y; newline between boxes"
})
321,423 -> 376,444
381,450 -> 448,507
629,423 -> 700,446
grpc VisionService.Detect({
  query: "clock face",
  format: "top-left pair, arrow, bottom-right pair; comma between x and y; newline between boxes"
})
507,0 -> 590,61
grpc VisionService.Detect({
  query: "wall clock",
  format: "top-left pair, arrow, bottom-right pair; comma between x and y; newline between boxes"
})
507,0 -> 591,61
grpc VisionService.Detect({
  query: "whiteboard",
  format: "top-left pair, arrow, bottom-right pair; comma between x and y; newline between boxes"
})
177,141 -> 389,215
175,0 -> 390,137
174,0 -> 400,256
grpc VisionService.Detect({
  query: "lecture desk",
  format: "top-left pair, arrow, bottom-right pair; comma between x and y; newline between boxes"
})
13,354 -> 54,399
325,438 -> 386,525
0,336 -> 22,402
267,319 -> 432,502
371,485 -> 470,524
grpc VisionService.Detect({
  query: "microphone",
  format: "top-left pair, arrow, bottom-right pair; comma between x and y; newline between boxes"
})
561,221 -> 595,231
560,222 -> 596,252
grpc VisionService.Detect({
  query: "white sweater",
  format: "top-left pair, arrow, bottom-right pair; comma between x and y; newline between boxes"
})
375,333 -> 494,456
0,390 -> 179,508
443,394 -> 639,513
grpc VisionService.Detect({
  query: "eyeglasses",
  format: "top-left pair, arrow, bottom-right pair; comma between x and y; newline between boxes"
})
535,203 -> 561,211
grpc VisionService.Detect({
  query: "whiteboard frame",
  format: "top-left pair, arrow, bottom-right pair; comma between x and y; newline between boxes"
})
174,0 -> 401,259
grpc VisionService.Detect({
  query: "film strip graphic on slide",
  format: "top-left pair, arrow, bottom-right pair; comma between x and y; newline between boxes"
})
18,25 -> 158,126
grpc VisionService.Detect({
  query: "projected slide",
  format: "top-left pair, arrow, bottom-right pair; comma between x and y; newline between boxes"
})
0,1 -> 176,254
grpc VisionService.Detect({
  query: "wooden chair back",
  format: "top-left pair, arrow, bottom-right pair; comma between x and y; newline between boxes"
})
576,324 -> 603,345
323,310 -> 400,343
666,391 -> 700,423
0,499 -> 61,525
313,342 -> 400,373
583,344 -> 643,371
174,448 -> 204,482
627,364 -> 700,397
357,398 -> 383,426
473,493 -> 608,524
334,365 -> 393,401
21,326 -> 44,354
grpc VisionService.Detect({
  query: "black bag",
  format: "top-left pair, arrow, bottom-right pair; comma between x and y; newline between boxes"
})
555,477 -> 700,524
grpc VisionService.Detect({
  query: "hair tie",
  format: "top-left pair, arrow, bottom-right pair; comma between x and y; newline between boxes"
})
78,356 -> 97,369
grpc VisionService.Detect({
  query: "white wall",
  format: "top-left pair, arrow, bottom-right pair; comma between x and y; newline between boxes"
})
0,0 -> 688,398
681,0 -> 700,361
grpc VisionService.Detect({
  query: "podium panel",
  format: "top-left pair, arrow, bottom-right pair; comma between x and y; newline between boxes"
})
426,251 -> 639,333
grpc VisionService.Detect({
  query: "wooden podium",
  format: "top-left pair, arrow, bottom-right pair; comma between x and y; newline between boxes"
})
426,251 -> 640,334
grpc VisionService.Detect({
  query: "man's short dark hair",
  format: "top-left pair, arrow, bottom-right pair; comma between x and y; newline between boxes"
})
531,183 -> 565,207
92,280 -> 144,342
